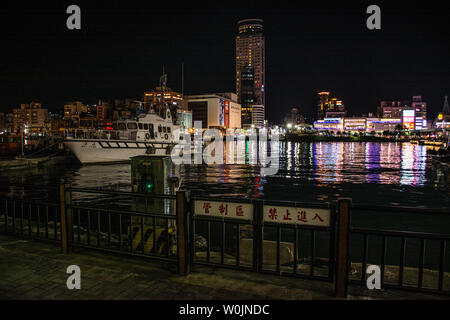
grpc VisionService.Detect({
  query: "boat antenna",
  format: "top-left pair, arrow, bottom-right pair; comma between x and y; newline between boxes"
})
181,62 -> 184,99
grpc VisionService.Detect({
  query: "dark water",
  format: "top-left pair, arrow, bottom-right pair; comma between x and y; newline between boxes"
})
2,141 -> 449,229
2,141 -> 449,206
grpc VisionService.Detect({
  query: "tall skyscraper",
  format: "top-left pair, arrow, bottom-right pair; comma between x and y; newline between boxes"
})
235,18 -> 265,128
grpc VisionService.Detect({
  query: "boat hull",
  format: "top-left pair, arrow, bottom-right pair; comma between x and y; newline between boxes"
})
64,139 -> 175,164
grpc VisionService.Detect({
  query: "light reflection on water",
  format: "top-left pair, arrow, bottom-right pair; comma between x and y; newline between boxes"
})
0,142 -> 448,209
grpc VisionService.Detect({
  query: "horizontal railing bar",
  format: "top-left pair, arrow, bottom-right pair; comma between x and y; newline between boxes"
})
67,188 -> 176,199
71,243 -> 178,262
352,204 -> 450,215
263,221 -> 333,231
192,216 -> 252,224
351,228 -> 450,240
0,198 -> 58,207
68,205 -> 177,219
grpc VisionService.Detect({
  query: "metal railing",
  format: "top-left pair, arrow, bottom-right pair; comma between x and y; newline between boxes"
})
347,203 -> 450,296
63,185 -> 180,263
1,184 -> 449,298
0,198 -> 61,243
190,196 -> 336,282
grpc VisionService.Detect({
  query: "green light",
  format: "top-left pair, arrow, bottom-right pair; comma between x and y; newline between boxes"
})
144,183 -> 154,191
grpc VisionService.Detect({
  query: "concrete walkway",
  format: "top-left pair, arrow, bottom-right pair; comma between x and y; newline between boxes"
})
0,234 -> 446,300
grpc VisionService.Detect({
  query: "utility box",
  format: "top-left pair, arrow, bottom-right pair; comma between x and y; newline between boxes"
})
130,155 -> 178,256
131,155 -> 173,216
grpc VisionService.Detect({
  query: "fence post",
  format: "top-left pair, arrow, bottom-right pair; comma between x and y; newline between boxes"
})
60,183 -> 72,254
335,198 -> 352,298
177,190 -> 189,275
253,201 -> 263,272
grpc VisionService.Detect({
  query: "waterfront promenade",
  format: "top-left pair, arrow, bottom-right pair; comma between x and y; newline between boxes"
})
0,234 -> 445,300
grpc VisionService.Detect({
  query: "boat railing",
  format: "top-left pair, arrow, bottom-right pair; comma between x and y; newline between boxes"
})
67,129 -> 125,140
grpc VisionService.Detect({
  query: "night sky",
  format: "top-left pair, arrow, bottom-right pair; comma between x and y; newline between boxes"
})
1,0 -> 449,123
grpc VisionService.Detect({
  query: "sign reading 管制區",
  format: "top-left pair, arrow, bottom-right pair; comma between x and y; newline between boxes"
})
194,200 -> 253,220
263,205 -> 330,227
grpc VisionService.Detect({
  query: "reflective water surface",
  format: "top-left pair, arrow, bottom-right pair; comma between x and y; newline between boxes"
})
1,142 -> 449,210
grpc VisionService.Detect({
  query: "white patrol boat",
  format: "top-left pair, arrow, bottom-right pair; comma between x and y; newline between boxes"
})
64,109 -> 181,164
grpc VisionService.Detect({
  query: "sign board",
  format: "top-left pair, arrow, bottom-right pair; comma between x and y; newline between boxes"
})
194,200 -> 253,220
263,205 -> 331,227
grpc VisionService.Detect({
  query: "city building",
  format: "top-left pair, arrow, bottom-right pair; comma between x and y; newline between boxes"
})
411,96 -> 427,130
12,102 -> 48,134
239,65 -> 255,126
379,96 -> 428,130
96,102 -> 113,121
314,117 -> 402,132
251,105 -> 265,128
283,108 -> 305,126
366,118 -> 402,132
184,93 -> 241,129
64,101 -> 86,120
317,92 -> 346,120
378,101 -> 409,118
236,19 -> 265,128
143,84 -> 183,122
434,96 -> 450,129
176,110 -> 193,130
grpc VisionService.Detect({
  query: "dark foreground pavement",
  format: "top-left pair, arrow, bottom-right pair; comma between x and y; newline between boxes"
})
0,234 -> 446,300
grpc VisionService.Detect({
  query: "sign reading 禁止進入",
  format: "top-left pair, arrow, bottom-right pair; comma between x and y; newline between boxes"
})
263,205 -> 330,227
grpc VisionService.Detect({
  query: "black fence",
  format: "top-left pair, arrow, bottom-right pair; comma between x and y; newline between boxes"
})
0,198 -> 61,243
349,204 -> 450,296
0,185 -> 449,298
190,197 -> 336,282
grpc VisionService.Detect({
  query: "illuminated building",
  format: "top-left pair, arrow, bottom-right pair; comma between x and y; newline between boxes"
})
434,96 -> 450,129
176,110 -> 193,130
251,105 -> 265,128
366,118 -> 402,132
64,101 -> 86,120
283,108 -> 305,126
184,93 -> 241,129
314,117 -> 402,132
411,96 -> 427,130
12,102 -> 48,134
317,92 -> 346,120
144,85 -> 183,123
239,65 -> 255,127
96,103 -> 113,121
343,118 -> 367,131
236,19 -> 265,127
402,109 -> 416,130
313,118 -> 344,131
379,96 -> 427,129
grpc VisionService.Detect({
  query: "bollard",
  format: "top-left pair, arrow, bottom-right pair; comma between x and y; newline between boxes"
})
177,191 -> 189,275
335,198 -> 352,298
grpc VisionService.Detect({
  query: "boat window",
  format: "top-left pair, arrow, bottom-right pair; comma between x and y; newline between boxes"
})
138,123 -> 143,129
167,127 -> 171,133
149,124 -> 154,139
118,123 -> 126,130
144,123 -> 148,130
158,126 -> 162,133
127,122 -> 137,130
163,127 -> 167,133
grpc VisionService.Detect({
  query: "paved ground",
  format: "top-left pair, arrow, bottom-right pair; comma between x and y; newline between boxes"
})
0,234 -> 447,300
